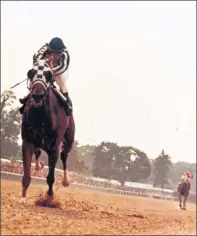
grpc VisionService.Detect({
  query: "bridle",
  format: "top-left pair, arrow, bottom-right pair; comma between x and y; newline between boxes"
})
31,79 -> 49,91
30,80 -> 49,102
29,59 -> 55,100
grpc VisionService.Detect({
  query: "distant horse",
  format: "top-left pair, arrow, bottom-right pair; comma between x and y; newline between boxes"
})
177,181 -> 190,210
20,59 -> 75,204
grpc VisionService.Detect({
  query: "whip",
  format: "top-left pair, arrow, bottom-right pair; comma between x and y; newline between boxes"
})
10,78 -> 29,89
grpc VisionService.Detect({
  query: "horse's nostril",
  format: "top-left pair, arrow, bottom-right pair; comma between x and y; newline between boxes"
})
32,94 -> 44,103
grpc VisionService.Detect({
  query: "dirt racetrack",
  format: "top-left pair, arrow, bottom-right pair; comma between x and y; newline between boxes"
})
1,179 -> 196,235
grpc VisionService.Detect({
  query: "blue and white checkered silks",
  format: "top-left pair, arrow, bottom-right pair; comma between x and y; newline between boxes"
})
33,59 -> 51,79
30,60 -> 52,90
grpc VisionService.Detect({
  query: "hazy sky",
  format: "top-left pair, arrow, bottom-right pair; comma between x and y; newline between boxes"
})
1,1 -> 196,163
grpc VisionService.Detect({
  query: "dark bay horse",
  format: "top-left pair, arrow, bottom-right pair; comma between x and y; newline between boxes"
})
20,59 -> 75,204
177,180 -> 190,210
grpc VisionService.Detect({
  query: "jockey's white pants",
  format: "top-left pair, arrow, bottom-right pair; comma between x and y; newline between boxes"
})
53,69 -> 69,93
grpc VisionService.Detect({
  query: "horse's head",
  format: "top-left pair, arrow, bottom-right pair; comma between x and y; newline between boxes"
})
27,60 -> 53,108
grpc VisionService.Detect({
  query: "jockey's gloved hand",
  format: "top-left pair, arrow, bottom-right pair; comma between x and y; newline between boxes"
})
50,80 -> 56,88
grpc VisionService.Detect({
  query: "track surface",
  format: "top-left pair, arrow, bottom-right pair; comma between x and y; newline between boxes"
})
1,179 -> 196,235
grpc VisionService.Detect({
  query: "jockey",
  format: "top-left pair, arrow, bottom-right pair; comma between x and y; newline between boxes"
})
180,171 -> 193,183
19,37 -> 72,115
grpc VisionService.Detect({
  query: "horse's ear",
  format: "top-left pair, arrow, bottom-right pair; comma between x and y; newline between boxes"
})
44,71 -> 52,83
27,69 -> 36,80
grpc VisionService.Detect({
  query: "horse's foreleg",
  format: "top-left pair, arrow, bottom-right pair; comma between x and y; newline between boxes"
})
46,149 -> 58,197
34,148 -> 44,171
21,142 -> 33,202
61,116 -> 75,187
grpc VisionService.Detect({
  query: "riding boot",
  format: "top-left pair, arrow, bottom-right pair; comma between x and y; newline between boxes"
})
62,92 -> 73,116
19,104 -> 25,114
19,93 -> 30,114
19,93 -> 30,104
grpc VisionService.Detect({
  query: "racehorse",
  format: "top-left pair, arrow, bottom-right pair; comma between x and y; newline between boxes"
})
177,181 -> 190,210
20,59 -> 75,204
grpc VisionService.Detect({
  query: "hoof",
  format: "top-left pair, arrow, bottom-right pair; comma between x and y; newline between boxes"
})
36,192 -> 57,207
41,191 -> 55,204
62,179 -> 70,187
44,193 -> 54,205
62,169 -> 70,187
20,197 -> 26,204
35,161 -> 44,171
35,192 -> 61,208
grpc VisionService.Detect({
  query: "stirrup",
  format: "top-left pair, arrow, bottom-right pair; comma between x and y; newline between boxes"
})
19,96 -> 28,104
19,104 -> 25,114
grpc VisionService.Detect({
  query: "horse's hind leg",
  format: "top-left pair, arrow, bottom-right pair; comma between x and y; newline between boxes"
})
60,139 -> 74,187
21,142 -> 33,202
45,149 -> 59,202
60,146 -> 70,187
61,115 -> 75,187
183,195 -> 188,210
178,195 -> 182,209
34,148 -> 44,171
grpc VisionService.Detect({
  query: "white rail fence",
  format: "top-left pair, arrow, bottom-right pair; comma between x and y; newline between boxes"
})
1,171 -> 177,201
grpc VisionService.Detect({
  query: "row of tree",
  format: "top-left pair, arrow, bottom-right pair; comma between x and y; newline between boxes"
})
1,90 -> 196,191
71,142 -> 196,191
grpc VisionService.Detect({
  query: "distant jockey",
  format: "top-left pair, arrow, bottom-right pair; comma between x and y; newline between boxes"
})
180,171 -> 193,184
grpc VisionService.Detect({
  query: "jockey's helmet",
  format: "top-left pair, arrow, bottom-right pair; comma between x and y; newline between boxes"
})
184,171 -> 193,179
48,37 -> 66,54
